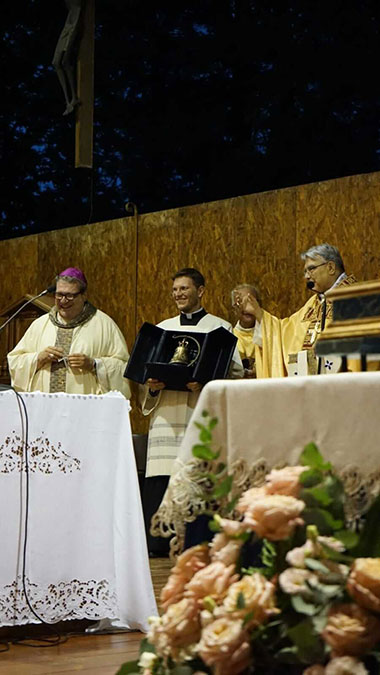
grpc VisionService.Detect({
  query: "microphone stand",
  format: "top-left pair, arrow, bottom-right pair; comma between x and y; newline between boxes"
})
0,287 -> 55,334
317,294 -> 327,375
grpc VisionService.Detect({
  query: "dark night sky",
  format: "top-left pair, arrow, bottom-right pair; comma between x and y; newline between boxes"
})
1,1 -> 380,239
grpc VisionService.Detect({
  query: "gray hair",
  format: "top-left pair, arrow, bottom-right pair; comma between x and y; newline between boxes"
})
231,283 -> 261,305
55,274 -> 87,292
300,243 -> 345,273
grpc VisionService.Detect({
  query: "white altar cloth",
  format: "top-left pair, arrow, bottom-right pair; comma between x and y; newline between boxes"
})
0,389 -> 157,629
153,372 -> 380,555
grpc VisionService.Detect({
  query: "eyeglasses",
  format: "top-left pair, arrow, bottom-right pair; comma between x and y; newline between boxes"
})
55,292 -> 82,301
303,262 -> 328,277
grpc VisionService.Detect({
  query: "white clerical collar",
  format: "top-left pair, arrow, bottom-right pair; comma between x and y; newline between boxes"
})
330,272 -> 347,289
182,307 -> 205,320
321,272 -> 347,299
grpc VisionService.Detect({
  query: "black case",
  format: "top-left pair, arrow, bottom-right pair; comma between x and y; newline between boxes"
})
124,322 -> 237,391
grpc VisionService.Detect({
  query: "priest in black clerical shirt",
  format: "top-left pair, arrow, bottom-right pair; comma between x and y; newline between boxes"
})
140,267 -> 243,555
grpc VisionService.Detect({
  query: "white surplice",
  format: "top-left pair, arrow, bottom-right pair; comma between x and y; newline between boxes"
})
142,313 -> 243,477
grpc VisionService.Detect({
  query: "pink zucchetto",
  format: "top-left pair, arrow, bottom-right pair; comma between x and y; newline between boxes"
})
58,267 -> 87,286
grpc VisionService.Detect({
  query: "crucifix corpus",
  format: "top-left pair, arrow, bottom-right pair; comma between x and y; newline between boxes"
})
53,0 -> 95,168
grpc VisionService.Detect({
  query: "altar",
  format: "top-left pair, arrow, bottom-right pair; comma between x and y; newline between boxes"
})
152,372 -> 380,556
0,389 -> 157,630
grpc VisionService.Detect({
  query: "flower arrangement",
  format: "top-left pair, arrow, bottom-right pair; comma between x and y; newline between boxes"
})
118,415 -> 380,675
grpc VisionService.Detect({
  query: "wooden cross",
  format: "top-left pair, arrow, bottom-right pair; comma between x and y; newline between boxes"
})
75,0 -> 95,168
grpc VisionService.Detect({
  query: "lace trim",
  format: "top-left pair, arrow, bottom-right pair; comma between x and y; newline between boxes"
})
0,431 -> 81,474
0,576 -> 117,625
151,457 -> 380,558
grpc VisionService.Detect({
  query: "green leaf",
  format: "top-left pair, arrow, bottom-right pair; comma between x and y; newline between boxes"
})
287,618 -> 326,664
236,591 -> 246,609
352,495 -> 380,557
276,646 -> 302,664
299,443 -> 332,472
301,485 -> 333,507
291,594 -> 320,616
242,610 -> 254,627
311,582 -> 343,599
211,474 -> 233,499
139,638 -> 156,655
304,558 -> 330,575
319,542 -> 354,564
115,661 -> 140,675
215,462 -> 226,474
199,427 -> 212,443
299,467 -> 324,487
334,529 -> 359,549
311,611 -> 328,634
192,444 -> 217,461
225,495 -> 239,513
172,666 -> 195,675
261,539 -> 277,568
208,518 -> 222,533
209,417 -> 218,430
303,507 -> 343,534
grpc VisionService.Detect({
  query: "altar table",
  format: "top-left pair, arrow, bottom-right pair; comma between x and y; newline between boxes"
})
0,389 -> 157,630
153,372 -> 380,555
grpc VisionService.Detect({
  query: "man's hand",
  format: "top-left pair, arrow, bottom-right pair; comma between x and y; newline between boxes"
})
67,353 -> 95,372
240,293 -> 263,322
36,346 -> 64,371
186,381 -> 202,392
146,378 -> 166,392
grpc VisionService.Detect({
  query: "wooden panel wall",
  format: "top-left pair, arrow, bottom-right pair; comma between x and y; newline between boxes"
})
1,171 -> 379,431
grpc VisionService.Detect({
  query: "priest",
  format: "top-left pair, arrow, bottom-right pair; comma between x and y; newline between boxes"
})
141,267 -> 243,554
7,267 -> 131,398
232,283 -> 284,378
238,244 -> 356,376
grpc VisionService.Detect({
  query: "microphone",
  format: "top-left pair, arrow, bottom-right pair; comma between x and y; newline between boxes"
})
306,280 -> 315,290
0,285 -> 56,334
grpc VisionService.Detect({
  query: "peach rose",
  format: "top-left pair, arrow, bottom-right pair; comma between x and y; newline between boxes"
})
347,558 -> 380,614
236,486 -> 268,515
215,515 -> 249,537
302,667 -> 325,675
243,494 -> 305,541
265,465 -> 309,497
279,567 -> 318,598
322,603 -> 380,657
286,536 -> 345,568
161,544 -> 210,610
325,656 -> 369,674
210,533 -> 243,566
198,617 -> 252,675
217,572 -> 279,627
148,597 -> 200,658
185,561 -> 238,601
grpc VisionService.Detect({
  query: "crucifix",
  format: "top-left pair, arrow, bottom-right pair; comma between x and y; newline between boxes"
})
53,0 -> 95,168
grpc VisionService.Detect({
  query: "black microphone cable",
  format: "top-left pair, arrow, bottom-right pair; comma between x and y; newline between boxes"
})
317,295 -> 327,375
4,387 -> 67,648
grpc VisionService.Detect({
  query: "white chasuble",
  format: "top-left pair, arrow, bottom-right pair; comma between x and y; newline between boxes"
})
7,310 -> 131,398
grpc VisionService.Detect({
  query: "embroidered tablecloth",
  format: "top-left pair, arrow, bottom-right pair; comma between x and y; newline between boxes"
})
0,390 -> 157,629
152,372 -> 380,556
